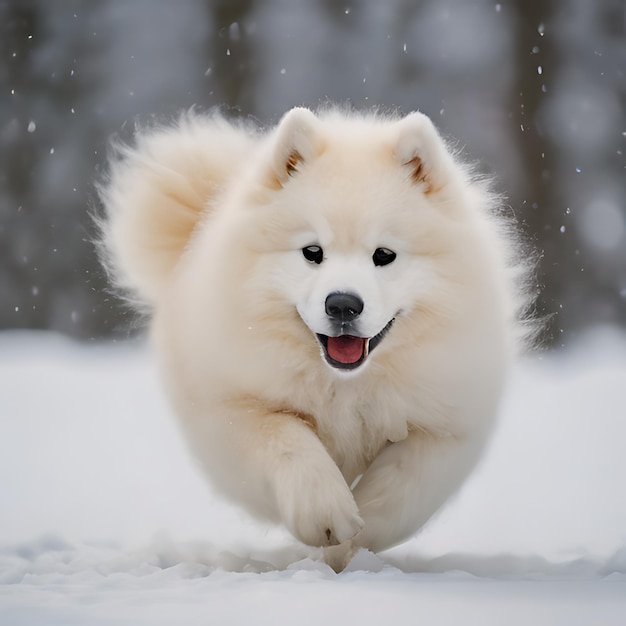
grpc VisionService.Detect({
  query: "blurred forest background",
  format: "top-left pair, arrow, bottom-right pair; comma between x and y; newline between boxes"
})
0,0 -> 624,347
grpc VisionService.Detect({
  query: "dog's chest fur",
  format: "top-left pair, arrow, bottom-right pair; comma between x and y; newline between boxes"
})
305,381 -> 410,484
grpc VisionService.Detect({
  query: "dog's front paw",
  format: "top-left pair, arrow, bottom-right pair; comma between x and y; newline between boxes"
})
275,461 -> 364,547
323,539 -> 358,573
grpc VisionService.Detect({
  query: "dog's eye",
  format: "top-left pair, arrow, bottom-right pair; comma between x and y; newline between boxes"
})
372,247 -> 396,267
302,245 -> 324,264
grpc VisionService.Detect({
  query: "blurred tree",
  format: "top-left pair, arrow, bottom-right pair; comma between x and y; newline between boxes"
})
0,1 -> 129,338
511,0 -> 562,342
207,0 -> 255,114
0,3 -> 47,330
512,0 -> 626,345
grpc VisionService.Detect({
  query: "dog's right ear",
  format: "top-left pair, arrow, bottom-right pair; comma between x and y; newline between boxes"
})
268,107 -> 322,188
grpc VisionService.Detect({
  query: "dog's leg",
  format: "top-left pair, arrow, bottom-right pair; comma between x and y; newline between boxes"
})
197,406 -> 364,548
350,430 -> 485,553
322,539 -> 359,573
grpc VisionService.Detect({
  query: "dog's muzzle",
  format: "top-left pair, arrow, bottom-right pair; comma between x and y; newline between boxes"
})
314,292 -> 395,371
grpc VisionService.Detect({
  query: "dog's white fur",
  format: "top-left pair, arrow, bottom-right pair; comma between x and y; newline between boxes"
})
99,107 -> 531,571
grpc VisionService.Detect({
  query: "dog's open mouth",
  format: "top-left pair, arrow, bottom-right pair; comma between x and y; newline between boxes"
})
316,319 -> 395,371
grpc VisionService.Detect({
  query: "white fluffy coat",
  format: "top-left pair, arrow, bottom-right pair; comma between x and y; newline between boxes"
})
99,107 -> 529,571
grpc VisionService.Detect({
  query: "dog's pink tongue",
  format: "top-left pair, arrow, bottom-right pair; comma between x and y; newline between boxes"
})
327,335 -> 366,364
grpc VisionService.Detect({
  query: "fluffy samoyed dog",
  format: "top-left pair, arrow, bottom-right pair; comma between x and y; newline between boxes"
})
99,107 -> 531,571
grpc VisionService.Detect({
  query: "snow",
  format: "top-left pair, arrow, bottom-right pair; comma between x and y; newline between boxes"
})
1,329 -> 625,624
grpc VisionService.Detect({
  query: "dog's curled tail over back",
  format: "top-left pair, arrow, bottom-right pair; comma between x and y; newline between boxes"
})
97,111 -> 257,307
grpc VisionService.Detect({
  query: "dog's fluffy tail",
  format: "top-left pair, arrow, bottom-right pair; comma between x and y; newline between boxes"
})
97,112 -> 257,307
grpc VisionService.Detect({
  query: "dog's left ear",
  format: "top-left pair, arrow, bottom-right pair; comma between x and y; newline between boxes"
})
393,112 -> 449,194
270,107 -> 321,187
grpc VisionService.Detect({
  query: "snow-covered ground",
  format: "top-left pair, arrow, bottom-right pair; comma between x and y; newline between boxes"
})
1,329 -> 625,625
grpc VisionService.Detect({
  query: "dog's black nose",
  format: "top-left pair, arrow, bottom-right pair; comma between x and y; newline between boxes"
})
325,292 -> 364,322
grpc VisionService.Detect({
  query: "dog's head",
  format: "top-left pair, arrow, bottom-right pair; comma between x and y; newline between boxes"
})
249,107 -> 476,374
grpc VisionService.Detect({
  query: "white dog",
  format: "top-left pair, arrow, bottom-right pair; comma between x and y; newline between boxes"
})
99,107 -> 532,571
